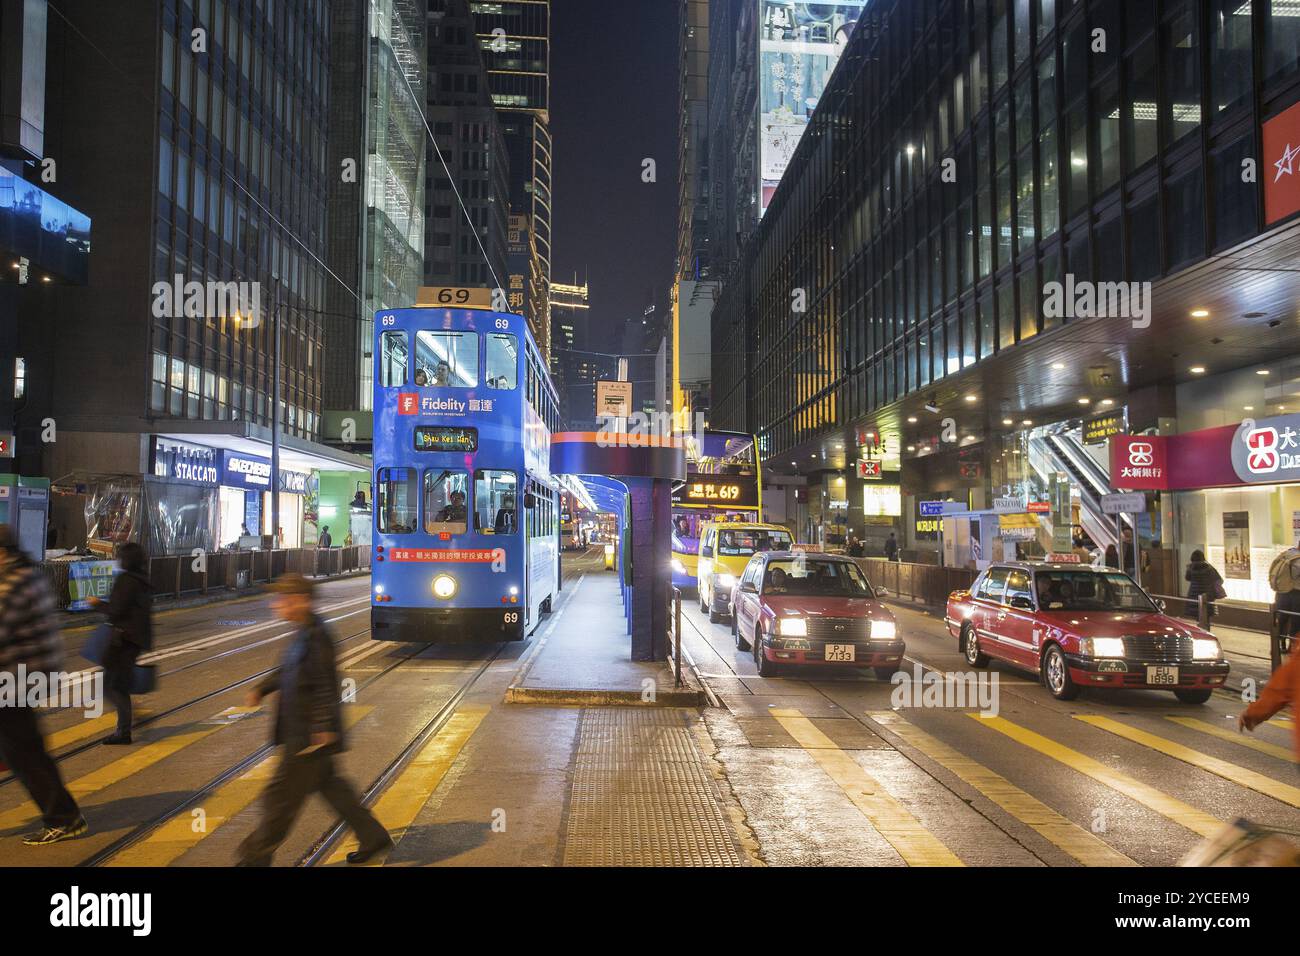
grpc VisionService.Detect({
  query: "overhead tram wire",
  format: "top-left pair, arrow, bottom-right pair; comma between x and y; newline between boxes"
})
391,52 -> 506,296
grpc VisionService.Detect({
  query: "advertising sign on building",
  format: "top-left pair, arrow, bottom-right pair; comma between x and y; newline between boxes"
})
857,459 -> 882,479
1101,492 -> 1146,515
152,438 -> 219,485
758,0 -> 866,217
993,496 -> 1026,514
596,381 -> 633,418
1110,434 -> 1170,490
862,484 -> 901,517
1263,99 -> 1300,225
1231,414 -> 1300,484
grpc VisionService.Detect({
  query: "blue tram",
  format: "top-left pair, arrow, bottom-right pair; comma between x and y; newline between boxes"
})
370,302 -> 560,642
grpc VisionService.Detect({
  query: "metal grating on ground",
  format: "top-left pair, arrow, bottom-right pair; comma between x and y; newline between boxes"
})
562,709 -> 745,866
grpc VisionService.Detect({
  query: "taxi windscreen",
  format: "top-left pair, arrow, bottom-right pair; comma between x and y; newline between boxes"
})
1034,571 -> 1157,612
718,529 -> 792,556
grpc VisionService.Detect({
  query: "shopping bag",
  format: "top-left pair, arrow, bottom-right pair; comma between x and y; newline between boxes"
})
129,663 -> 158,695
81,624 -> 115,666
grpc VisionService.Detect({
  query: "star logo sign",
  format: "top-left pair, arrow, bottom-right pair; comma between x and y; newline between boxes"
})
1275,142 -> 1300,183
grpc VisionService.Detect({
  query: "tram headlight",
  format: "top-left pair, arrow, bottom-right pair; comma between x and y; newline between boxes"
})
432,574 -> 458,600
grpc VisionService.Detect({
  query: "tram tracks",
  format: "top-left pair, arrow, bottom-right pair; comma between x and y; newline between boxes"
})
77,636 -> 439,867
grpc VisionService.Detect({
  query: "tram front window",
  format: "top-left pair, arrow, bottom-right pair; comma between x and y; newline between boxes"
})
424,469 -> 469,535
415,331 -> 478,388
377,468 -> 419,534
475,469 -> 518,534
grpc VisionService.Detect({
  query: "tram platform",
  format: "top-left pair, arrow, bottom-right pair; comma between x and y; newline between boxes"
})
505,559 -> 706,706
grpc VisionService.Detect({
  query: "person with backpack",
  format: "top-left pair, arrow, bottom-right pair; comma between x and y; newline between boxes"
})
1270,544 -> 1300,641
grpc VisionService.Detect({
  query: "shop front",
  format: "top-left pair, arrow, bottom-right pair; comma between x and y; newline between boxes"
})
216,449 -> 311,549
1111,413 -> 1300,605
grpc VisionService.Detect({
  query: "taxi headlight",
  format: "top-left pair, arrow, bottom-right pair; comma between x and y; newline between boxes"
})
778,617 -> 807,637
871,619 -> 897,641
1081,637 -> 1125,657
716,573 -> 737,588
1193,638 -> 1221,661
432,574 -> 457,600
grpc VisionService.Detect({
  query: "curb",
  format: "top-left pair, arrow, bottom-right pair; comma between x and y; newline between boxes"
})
504,685 -> 708,707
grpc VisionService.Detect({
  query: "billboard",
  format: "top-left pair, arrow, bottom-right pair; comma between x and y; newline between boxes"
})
758,1 -> 866,217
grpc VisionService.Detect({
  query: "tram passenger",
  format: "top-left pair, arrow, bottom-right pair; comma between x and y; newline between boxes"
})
414,368 -> 429,387
432,361 -> 451,386
238,574 -> 390,866
494,494 -> 517,534
436,490 -> 468,524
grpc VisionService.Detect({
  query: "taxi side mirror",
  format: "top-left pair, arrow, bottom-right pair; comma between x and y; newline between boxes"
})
739,581 -> 758,594
1156,599 -> 1167,612
701,545 -> 714,558
1009,595 -> 1034,611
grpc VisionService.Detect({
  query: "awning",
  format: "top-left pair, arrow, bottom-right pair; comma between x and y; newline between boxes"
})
152,421 -> 370,474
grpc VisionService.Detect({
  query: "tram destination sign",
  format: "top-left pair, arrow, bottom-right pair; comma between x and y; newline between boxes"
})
415,286 -> 494,310
414,426 -> 479,453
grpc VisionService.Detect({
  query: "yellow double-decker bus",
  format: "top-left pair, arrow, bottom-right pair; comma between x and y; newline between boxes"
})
671,430 -> 762,591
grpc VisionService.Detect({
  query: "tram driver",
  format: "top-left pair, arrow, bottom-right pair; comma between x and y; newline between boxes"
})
436,490 -> 467,524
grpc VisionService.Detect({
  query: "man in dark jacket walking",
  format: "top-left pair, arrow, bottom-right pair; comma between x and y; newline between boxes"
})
0,525 -> 87,845
237,574 -> 389,865
1185,549 -> 1224,626
90,542 -> 153,744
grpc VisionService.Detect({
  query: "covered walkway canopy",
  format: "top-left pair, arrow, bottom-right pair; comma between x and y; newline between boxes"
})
551,431 -> 684,661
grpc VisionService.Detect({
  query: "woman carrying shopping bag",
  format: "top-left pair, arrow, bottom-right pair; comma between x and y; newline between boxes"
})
91,542 -> 153,745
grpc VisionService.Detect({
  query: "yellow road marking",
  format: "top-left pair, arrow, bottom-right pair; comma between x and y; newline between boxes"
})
1273,715 -> 1294,730
971,715 -> 1222,837
106,707 -> 373,867
869,711 -> 1135,866
41,712 -> 150,751
325,705 -> 490,866
1166,716 -> 1297,763
771,708 -> 963,866
1077,715 -> 1300,809
0,707 -> 257,831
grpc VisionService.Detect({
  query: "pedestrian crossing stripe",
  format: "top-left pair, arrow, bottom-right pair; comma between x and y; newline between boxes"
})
1076,715 -> 1300,809
324,704 -> 491,867
1166,716 -> 1297,763
0,708 -> 252,831
868,711 -> 1136,867
970,714 -> 1223,838
104,707 -> 374,868
771,708 -> 964,867
41,712 -> 150,752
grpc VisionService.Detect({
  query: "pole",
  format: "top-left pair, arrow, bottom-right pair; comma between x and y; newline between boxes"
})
271,301 -> 281,556
1129,511 -> 1141,587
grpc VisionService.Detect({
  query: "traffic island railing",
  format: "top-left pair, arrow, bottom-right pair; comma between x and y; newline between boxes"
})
40,546 -> 372,610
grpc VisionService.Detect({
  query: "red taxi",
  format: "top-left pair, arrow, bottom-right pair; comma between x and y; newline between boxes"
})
945,562 -> 1229,703
730,551 -> 904,678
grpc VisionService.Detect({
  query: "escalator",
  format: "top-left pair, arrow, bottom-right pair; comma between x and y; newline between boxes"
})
1026,428 -> 1125,555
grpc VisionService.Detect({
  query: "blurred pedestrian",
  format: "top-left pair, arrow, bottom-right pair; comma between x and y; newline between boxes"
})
1269,543 -> 1300,644
0,525 -> 87,845
237,574 -> 389,866
1239,650 -> 1300,762
91,541 -> 153,745
1185,549 -> 1225,625
1104,543 -> 1119,569
884,532 -> 900,562
317,526 -> 332,549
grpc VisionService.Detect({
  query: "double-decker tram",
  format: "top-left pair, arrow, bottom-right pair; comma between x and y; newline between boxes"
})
370,291 -> 561,642
671,430 -> 762,590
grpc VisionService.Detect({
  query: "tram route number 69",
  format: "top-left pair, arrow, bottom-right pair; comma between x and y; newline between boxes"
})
504,610 -> 520,625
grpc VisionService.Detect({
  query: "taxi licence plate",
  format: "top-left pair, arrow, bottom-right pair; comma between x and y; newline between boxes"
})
824,644 -> 856,662
1146,665 -> 1179,685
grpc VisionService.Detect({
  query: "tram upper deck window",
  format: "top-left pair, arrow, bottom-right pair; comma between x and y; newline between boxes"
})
485,333 -> 518,389
424,469 -> 469,535
380,331 -> 408,387
475,469 -> 518,534
377,468 -> 418,534
415,331 -> 478,388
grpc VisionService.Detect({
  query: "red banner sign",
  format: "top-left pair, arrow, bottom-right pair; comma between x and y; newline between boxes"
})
1110,435 -> 1170,490
1264,99 -> 1300,225
388,549 -> 499,563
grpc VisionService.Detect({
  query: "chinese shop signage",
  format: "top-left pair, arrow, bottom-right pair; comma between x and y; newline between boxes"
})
1231,415 -> 1300,484
1264,99 -> 1300,225
1110,435 -> 1169,490
1082,410 -> 1126,446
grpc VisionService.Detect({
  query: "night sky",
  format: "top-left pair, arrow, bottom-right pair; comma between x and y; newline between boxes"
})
550,0 -> 679,355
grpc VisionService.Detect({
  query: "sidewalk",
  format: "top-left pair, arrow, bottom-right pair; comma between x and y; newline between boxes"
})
505,571 -> 705,706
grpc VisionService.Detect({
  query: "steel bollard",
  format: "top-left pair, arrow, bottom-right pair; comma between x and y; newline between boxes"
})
1197,593 -> 1210,631
674,588 -> 683,687
1270,602 -> 1284,674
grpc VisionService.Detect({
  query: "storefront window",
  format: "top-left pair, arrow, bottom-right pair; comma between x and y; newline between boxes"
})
424,468 -> 469,534
414,331 -> 478,388
377,467 -> 419,534
475,469 -> 517,534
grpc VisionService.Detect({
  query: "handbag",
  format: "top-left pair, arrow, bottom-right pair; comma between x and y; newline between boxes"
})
129,663 -> 158,695
81,624 -> 115,666
1213,581 -> 1228,601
